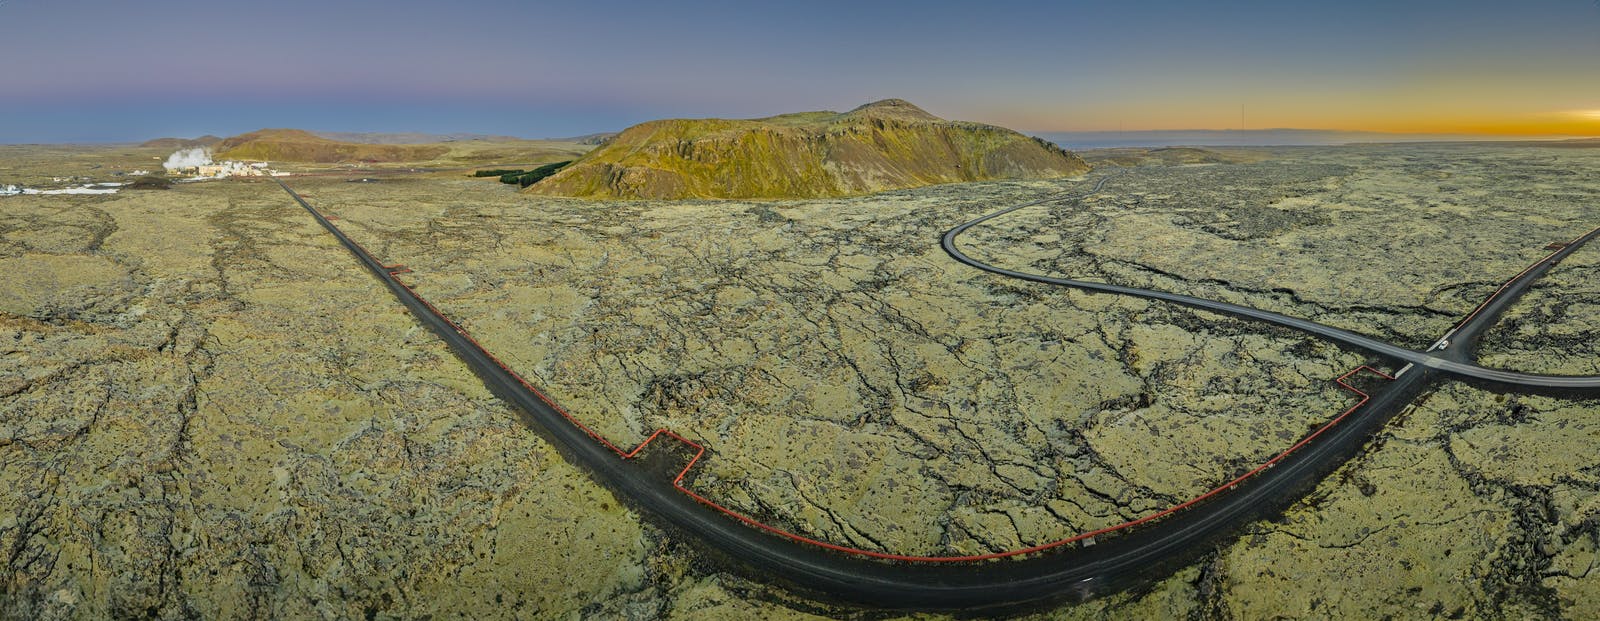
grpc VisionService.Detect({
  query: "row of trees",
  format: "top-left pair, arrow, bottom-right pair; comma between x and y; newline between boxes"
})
471,161 -> 573,187
500,161 -> 573,187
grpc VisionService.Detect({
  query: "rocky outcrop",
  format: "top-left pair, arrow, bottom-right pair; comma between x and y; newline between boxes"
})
526,99 -> 1090,199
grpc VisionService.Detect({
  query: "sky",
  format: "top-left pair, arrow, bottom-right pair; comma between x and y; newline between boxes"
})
1,0 -> 1598,142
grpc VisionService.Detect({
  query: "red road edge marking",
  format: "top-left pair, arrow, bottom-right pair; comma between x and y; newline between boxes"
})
1453,224 -> 1600,331
313,205 -> 1396,563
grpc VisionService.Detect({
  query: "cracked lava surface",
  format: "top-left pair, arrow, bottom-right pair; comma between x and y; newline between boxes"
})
2,143 -> 1598,618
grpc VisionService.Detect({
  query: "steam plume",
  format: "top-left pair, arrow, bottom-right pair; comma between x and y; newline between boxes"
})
163,147 -> 212,170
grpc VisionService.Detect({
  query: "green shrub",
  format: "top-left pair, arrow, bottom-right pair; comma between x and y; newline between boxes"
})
490,161 -> 573,186
124,175 -> 172,190
514,160 -> 573,187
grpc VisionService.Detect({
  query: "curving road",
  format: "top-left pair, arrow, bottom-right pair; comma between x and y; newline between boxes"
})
277,173 -> 1597,613
941,173 -> 1600,393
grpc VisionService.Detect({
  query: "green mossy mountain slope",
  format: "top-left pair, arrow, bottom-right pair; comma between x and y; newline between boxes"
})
526,99 -> 1090,199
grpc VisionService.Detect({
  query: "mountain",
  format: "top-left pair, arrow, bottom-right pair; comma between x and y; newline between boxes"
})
1082,146 -> 1263,167
547,132 -> 619,145
140,135 -> 221,149
310,131 -> 528,145
212,129 -> 450,163
526,99 -> 1089,199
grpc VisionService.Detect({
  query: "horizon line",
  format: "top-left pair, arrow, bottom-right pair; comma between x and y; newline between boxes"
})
2,127 -> 1596,147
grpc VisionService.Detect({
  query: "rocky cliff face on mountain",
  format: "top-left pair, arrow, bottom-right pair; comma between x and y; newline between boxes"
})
526,99 -> 1090,199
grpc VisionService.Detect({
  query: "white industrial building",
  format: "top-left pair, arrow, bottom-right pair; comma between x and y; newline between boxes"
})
169,160 -> 284,178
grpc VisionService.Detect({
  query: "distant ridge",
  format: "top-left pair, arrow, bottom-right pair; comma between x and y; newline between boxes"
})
213,129 -> 449,163
311,131 -> 528,145
547,132 -> 619,145
1503,137 -> 1600,148
140,135 -> 221,149
1081,146 -> 1265,168
1043,129 -> 1600,149
528,99 -> 1089,200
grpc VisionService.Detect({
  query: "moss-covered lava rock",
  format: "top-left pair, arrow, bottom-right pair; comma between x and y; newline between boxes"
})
526,99 -> 1090,199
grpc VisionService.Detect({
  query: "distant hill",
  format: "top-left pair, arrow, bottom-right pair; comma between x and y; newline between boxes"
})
1522,137 -> 1600,148
140,135 -> 221,149
213,129 -> 450,163
310,131 -> 528,145
1042,129 -> 1600,149
1082,146 -> 1265,167
526,99 -> 1089,200
547,132 -> 619,146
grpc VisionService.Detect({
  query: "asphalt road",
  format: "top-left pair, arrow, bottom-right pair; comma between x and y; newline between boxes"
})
942,174 -> 1600,394
277,175 -> 1597,612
